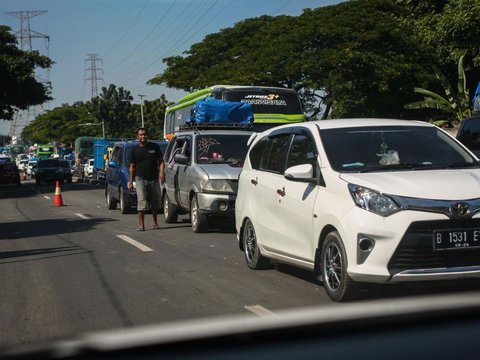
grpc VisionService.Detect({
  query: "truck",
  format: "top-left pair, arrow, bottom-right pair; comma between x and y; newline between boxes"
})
75,137 -> 120,179
93,138 -> 120,180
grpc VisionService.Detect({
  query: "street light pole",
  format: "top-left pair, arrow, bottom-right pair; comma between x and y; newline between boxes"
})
138,94 -> 146,127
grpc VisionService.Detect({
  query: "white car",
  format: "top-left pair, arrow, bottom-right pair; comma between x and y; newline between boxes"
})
235,118 -> 480,301
84,159 -> 94,178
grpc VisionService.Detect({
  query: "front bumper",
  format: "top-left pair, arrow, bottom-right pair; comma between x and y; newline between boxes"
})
338,208 -> 480,283
196,192 -> 236,217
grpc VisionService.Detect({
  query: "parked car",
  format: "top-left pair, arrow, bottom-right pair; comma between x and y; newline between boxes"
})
162,126 -> 252,232
26,159 -> 37,177
0,159 -> 21,186
235,118 -> 480,302
106,140 -> 168,214
35,158 -> 73,185
456,114 -> 480,157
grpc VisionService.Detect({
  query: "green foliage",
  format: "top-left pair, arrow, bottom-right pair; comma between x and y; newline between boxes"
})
21,103 -> 96,144
148,0 -> 431,119
404,55 -> 472,126
86,84 -> 135,138
398,0 -> 480,67
0,25 -> 53,120
21,90 -> 171,144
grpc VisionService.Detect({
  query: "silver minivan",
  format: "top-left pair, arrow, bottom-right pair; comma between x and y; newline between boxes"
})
162,128 -> 252,232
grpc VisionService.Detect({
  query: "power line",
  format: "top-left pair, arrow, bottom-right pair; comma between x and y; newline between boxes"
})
107,0 -> 176,74
119,0 -> 227,82
102,0 -> 151,58
108,0 -> 204,76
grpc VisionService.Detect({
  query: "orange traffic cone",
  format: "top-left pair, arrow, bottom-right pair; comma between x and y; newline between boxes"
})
54,180 -> 64,206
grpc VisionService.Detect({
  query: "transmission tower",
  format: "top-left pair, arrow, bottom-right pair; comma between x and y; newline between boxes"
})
5,11 -> 50,141
85,54 -> 104,98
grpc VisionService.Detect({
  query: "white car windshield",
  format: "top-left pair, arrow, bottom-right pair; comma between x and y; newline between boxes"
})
321,126 -> 477,172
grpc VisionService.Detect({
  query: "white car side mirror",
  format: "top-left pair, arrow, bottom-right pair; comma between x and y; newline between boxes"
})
284,164 -> 314,181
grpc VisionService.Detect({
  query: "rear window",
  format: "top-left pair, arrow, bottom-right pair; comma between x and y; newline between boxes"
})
223,89 -> 303,114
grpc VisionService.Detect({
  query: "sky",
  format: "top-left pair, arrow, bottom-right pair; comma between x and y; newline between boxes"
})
1,0 -> 341,137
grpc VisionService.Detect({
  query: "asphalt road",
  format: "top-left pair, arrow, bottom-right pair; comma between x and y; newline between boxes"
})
1,180 -> 478,349
0,180 -> 331,349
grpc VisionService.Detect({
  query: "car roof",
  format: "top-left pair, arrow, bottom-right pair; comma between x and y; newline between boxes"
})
114,139 -> 168,147
258,118 -> 432,133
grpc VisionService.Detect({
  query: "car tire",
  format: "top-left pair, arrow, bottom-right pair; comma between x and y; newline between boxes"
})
163,193 -> 178,223
106,186 -> 117,210
242,218 -> 269,270
321,231 -> 359,302
119,187 -> 131,214
190,195 -> 207,233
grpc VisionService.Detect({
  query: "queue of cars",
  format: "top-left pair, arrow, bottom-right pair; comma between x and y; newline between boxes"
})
100,113 -> 480,301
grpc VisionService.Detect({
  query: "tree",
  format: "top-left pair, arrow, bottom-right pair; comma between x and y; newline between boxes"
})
404,55 -> 471,126
148,0 -> 431,119
86,84 -> 134,138
0,25 -> 53,120
21,102 -> 96,144
398,0 -> 480,97
129,95 -> 171,139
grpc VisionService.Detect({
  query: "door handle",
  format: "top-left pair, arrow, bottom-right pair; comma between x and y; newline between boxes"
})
251,179 -> 258,186
277,187 -> 286,197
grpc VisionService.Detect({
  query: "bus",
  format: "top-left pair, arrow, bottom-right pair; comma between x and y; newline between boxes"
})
163,85 -> 306,140
36,144 -> 55,160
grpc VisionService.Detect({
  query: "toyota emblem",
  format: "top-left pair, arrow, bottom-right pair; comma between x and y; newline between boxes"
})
450,202 -> 471,219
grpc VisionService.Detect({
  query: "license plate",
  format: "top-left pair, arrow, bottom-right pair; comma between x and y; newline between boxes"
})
433,228 -> 480,251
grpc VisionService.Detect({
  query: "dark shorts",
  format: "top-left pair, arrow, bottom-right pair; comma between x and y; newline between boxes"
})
135,177 -> 161,212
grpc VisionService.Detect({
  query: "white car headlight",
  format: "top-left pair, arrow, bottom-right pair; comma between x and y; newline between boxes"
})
200,179 -> 233,193
348,184 -> 400,216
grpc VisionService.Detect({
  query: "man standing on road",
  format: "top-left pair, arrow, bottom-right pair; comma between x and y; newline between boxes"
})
128,127 -> 165,231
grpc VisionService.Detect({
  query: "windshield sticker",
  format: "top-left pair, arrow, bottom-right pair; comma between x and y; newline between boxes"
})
241,94 -> 287,106
197,138 -> 220,157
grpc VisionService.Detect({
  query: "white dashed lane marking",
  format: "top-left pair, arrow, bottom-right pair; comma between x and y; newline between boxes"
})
43,196 -> 50,200
75,213 -> 90,220
116,235 -> 154,252
244,305 -> 276,317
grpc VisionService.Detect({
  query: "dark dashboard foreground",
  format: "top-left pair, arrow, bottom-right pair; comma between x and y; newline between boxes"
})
2,291 -> 480,359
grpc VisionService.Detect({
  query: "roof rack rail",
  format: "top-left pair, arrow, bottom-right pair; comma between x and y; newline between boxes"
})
178,122 -> 253,132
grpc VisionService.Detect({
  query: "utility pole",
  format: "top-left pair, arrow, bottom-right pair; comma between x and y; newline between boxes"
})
138,94 -> 146,127
5,10 -> 50,141
85,54 -> 104,99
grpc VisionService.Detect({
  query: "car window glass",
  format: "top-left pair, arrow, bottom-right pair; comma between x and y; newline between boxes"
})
286,133 -> 317,172
195,134 -> 250,165
249,137 -> 268,170
321,126 -> 475,172
458,119 -> 480,151
260,134 -> 291,173
111,146 -> 120,162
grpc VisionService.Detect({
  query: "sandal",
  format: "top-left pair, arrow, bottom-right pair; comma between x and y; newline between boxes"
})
137,227 -> 145,231
151,224 -> 160,230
